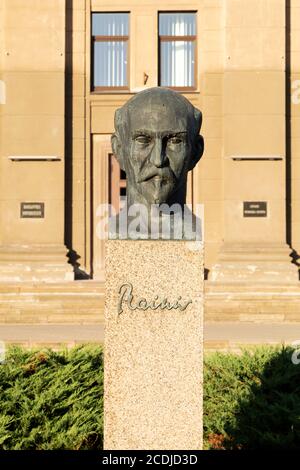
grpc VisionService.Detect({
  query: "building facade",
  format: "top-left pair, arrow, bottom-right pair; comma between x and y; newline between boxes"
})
0,0 -> 300,298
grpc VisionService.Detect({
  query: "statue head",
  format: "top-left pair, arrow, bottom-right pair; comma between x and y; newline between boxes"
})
111,87 -> 204,208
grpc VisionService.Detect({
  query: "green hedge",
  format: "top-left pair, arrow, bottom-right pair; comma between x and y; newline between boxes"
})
0,346 -> 103,450
204,346 -> 300,449
0,345 -> 299,449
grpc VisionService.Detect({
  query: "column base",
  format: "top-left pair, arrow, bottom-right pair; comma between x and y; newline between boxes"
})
0,244 -> 74,282
210,243 -> 299,284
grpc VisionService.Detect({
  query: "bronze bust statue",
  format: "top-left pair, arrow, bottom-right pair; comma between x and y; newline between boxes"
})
110,87 -> 204,239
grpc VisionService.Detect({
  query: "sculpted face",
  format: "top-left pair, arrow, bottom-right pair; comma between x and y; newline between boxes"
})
112,87 -> 204,207
128,103 -> 191,205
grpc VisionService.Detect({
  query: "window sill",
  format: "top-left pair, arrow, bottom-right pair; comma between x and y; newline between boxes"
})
90,89 -> 201,96
90,90 -> 135,95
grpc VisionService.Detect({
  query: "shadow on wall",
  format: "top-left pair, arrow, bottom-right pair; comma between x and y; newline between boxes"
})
286,0 -> 300,278
204,346 -> 300,449
65,0 -> 90,280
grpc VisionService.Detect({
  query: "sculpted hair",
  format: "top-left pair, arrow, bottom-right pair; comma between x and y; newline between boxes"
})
113,88 -> 203,154
113,106 -> 128,143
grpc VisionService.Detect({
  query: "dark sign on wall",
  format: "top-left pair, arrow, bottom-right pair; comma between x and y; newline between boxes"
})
20,202 -> 44,218
243,201 -> 267,217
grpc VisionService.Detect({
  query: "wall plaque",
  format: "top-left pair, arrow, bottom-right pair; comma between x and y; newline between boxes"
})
243,201 -> 267,217
20,202 -> 44,218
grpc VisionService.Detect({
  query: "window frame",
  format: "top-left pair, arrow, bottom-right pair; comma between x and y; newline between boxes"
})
158,11 -> 197,92
91,12 -> 130,92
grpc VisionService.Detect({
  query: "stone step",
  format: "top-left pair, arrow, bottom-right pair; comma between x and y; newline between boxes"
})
219,243 -> 292,253
0,314 -> 103,325
205,281 -> 300,322
0,244 -> 68,253
0,280 -> 104,293
0,245 -> 74,282
205,312 -> 300,322
205,282 -> 300,293
0,281 -> 104,324
218,253 -> 295,261
1,280 -> 300,325
212,262 -> 298,269
210,265 -> 299,283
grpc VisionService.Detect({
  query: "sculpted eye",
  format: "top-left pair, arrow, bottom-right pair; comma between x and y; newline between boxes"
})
135,135 -> 151,144
168,136 -> 183,145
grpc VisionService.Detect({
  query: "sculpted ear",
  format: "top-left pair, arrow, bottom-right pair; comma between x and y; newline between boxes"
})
188,134 -> 204,171
111,133 -> 125,170
188,108 -> 204,171
111,108 -> 125,170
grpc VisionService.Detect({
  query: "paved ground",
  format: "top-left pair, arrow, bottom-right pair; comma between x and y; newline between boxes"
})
0,325 -> 104,346
0,322 -> 300,349
205,322 -> 300,344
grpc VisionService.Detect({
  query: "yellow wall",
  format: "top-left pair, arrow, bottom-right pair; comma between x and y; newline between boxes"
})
0,0 -> 300,280
223,0 -> 286,245
0,0 -> 66,245
89,0 -> 224,273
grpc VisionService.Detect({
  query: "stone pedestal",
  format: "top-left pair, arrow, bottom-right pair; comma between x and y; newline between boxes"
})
0,245 -> 73,282
211,243 -> 299,284
105,240 -> 204,450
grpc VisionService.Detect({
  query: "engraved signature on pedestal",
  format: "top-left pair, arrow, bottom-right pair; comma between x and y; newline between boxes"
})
117,282 -> 192,316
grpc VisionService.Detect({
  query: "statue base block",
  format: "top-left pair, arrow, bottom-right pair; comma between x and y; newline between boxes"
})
105,240 -> 204,450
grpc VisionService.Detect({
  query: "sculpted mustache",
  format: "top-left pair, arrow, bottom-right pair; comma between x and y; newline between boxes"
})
137,168 -> 174,183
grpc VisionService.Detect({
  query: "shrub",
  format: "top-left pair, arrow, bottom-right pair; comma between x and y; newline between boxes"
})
204,346 -> 300,449
0,345 -> 103,450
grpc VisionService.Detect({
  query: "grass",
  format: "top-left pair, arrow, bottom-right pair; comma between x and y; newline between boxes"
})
0,344 -> 299,449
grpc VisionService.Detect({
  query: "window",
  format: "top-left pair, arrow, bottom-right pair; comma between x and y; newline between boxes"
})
92,13 -> 129,91
159,12 -> 196,90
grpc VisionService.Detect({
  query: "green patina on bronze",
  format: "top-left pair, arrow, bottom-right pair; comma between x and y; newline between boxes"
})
110,87 -> 204,239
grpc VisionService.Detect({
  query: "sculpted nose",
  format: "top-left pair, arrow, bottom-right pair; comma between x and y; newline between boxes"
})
150,138 -> 167,168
